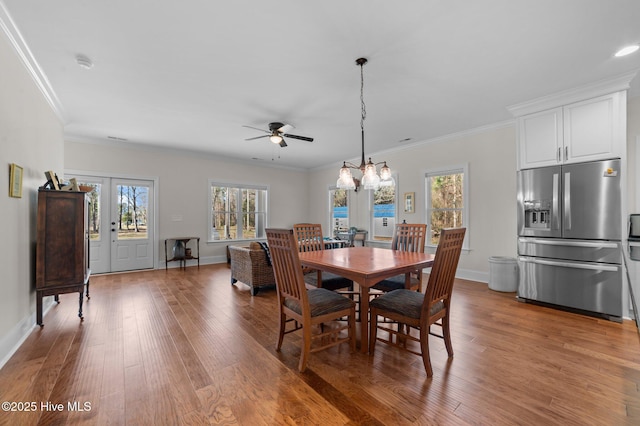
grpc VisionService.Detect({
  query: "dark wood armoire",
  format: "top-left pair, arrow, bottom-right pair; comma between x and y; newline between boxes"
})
35,189 -> 90,326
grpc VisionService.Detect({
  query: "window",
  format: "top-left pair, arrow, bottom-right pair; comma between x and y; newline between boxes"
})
425,165 -> 468,247
209,182 -> 267,241
371,178 -> 397,241
329,187 -> 349,234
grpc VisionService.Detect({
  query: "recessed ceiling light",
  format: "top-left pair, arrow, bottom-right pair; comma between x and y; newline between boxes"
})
76,54 -> 93,69
614,44 -> 639,57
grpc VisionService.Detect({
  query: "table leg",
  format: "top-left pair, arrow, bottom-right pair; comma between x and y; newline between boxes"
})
359,285 -> 370,353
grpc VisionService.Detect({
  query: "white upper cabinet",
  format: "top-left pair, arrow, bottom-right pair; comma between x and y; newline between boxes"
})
517,92 -> 625,169
563,93 -> 622,163
518,107 -> 563,167
509,72 -> 634,170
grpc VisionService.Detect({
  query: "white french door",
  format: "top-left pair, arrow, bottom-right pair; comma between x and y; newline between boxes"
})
110,178 -> 154,272
65,174 -> 155,273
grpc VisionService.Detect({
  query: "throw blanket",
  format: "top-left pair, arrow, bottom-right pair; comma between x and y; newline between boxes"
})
258,241 -> 272,266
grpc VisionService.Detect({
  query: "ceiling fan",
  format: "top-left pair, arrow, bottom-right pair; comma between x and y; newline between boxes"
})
242,122 -> 314,147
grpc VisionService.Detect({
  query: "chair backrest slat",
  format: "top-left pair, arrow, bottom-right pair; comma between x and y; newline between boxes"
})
423,228 -> 466,314
391,223 -> 427,253
293,223 -> 325,252
266,228 -> 309,306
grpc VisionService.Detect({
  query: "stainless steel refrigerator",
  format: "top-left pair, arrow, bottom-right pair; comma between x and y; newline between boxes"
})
517,159 -> 623,320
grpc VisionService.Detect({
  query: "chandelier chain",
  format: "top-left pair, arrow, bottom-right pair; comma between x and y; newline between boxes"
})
360,61 -> 366,131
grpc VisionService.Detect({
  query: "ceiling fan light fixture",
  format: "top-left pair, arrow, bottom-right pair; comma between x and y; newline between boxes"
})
270,133 -> 283,144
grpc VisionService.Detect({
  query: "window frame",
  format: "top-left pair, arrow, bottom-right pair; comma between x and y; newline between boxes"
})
208,180 -> 268,243
369,175 -> 398,242
424,164 -> 469,250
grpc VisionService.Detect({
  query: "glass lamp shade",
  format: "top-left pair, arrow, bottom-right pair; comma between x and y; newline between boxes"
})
361,162 -> 380,190
337,164 -> 356,189
379,162 -> 391,181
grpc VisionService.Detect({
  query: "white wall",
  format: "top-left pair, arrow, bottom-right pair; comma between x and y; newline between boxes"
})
0,31 -> 64,364
308,123 -> 518,282
64,141 -> 310,264
627,96 -> 640,212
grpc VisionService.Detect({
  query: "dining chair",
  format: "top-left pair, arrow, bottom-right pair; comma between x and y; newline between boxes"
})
266,228 -> 356,372
371,223 -> 427,293
369,227 -> 466,377
293,223 -> 354,292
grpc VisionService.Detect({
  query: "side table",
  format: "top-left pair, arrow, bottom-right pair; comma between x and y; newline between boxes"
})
165,237 -> 200,269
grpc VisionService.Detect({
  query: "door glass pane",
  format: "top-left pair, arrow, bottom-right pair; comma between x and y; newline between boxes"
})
372,182 -> 396,241
78,183 -> 101,241
116,185 -> 149,240
331,189 -> 348,234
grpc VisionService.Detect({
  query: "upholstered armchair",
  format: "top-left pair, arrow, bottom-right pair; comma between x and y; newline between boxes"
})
229,243 -> 276,296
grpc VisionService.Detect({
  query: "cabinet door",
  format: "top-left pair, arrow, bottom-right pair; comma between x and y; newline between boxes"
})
563,92 -> 623,164
518,107 -> 562,169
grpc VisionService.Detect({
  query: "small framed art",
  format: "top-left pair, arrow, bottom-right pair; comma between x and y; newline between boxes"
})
404,192 -> 415,213
9,163 -> 23,198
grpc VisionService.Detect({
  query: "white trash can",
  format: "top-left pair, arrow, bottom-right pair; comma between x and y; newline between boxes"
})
488,256 -> 518,292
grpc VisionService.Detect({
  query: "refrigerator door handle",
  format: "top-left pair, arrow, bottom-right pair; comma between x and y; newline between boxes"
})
564,171 -> 571,232
518,238 -> 619,249
552,173 -> 560,230
518,256 -> 619,272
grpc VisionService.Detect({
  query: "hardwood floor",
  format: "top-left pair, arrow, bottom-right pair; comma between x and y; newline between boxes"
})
1,264 -> 639,425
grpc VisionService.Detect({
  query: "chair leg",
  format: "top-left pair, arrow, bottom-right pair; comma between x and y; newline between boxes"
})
419,326 -> 433,377
298,325 -> 312,372
276,312 -> 286,351
348,306 -> 356,352
369,308 -> 379,354
442,313 -> 454,357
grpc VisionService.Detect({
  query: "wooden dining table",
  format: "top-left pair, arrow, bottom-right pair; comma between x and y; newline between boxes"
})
298,246 -> 435,353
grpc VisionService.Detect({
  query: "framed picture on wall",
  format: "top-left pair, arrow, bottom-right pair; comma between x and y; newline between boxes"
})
404,192 -> 415,213
9,163 -> 23,198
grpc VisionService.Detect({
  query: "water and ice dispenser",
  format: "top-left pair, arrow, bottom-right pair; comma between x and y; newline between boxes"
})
523,199 -> 552,230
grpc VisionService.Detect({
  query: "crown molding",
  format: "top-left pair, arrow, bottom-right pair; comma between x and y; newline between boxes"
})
0,1 -> 66,123
311,119 -> 515,173
506,70 -> 638,117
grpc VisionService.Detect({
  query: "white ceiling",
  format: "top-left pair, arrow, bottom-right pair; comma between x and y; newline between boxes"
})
2,0 -> 640,170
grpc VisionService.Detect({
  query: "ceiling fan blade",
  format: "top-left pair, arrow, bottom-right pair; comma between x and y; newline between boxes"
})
282,133 -> 313,142
279,139 -> 288,148
242,125 -> 269,133
245,135 -> 269,141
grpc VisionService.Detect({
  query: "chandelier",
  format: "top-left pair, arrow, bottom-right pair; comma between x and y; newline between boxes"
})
337,57 -> 391,191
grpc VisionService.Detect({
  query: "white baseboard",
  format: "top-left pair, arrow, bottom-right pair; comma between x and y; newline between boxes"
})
163,255 -> 228,269
456,268 -> 489,284
0,297 -> 55,369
